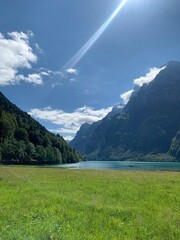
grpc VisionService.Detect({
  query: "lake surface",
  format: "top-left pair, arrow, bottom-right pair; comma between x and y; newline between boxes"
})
51,161 -> 180,171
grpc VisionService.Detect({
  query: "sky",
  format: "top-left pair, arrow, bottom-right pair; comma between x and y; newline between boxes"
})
0,0 -> 180,141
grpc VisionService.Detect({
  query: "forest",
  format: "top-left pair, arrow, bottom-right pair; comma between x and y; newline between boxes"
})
0,92 -> 81,165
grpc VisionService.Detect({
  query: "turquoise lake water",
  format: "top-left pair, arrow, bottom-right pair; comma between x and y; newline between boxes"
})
51,161 -> 180,171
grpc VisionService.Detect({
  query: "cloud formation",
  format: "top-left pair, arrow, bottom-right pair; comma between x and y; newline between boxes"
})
15,73 -> 43,85
133,66 -> 166,87
65,68 -> 79,75
29,106 -> 112,139
0,31 -> 43,86
120,89 -> 134,104
63,136 -> 74,142
0,30 -> 81,87
0,31 -> 66,86
120,66 -> 166,104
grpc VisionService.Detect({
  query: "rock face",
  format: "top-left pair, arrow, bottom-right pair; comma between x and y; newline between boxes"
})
0,92 -> 81,164
70,104 -> 124,156
71,61 -> 180,161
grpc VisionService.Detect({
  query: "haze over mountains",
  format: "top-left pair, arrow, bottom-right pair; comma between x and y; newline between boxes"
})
70,61 -> 180,161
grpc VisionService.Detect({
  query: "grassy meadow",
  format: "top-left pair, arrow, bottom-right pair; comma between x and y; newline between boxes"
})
0,166 -> 180,240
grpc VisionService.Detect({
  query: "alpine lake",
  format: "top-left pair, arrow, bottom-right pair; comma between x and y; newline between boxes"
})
51,160 -> 180,171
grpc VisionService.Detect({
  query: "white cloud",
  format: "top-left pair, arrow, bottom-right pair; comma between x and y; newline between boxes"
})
120,89 -> 134,104
29,105 -> 113,138
34,43 -> 44,54
66,68 -> 79,75
15,73 -> 43,85
0,31 -> 80,88
63,135 -> 74,142
8,31 -> 30,41
133,66 -> 166,87
0,31 -> 44,86
40,71 -> 50,76
49,127 -> 79,135
120,66 -> 166,104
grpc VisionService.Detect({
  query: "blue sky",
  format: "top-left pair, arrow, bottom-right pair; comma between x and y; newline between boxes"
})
0,0 -> 180,140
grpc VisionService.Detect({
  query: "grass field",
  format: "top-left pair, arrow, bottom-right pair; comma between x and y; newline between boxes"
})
0,166 -> 180,240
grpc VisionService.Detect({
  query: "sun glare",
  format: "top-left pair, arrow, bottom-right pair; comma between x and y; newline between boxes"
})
64,0 -> 128,69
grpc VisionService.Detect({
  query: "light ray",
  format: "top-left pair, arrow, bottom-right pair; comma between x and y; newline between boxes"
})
64,0 -> 128,69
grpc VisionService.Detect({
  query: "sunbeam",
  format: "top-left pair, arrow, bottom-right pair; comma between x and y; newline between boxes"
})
64,0 -> 128,69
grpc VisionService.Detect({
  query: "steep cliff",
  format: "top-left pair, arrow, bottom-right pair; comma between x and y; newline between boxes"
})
71,61 -> 180,161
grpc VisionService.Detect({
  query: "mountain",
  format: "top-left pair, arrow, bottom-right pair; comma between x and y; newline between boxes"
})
0,92 -> 81,164
169,127 -> 180,159
71,61 -> 180,161
105,104 -> 124,118
70,104 -> 124,156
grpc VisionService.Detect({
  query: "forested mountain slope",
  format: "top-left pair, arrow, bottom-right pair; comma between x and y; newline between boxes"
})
0,92 -> 80,164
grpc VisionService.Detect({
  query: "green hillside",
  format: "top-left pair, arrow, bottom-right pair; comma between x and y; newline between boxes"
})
0,92 -> 80,164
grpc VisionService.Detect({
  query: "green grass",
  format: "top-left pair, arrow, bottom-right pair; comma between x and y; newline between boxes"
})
0,166 -> 180,240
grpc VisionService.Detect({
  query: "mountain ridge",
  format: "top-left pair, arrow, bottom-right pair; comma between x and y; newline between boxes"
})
70,104 -> 124,155
71,61 -> 180,161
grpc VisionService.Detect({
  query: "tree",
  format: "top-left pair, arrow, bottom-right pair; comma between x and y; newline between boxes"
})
0,147 -> 2,163
45,146 -> 54,164
0,118 -> 14,142
35,146 -> 46,164
14,128 -> 29,142
53,148 -> 62,164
